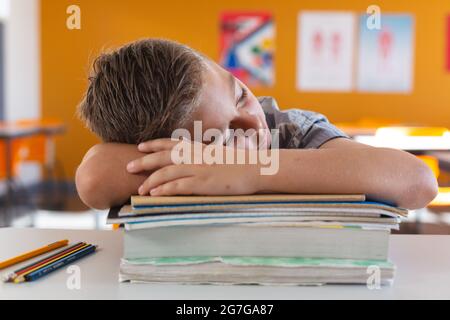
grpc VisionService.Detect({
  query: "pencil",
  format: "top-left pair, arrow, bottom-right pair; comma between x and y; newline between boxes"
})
13,243 -> 91,283
0,240 -> 69,270
16,245 -> 98,283
3,242 -> 86,282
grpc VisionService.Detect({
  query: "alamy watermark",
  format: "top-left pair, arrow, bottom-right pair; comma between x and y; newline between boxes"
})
66,265 -> 81,290
366,265 -> 381,290
66,5 -> 81,30
366,5 -> 381,30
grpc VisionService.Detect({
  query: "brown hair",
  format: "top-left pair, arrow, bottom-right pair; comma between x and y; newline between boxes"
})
78,39 -> 205,144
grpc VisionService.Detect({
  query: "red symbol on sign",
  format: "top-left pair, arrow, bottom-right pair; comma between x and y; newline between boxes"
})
379,28 -> 393,60
331,32 -> 341,61
312,31 -> 323,56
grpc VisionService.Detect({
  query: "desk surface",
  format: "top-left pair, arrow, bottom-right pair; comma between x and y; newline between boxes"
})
354,135 -> 450,152
1,228 -> 449,300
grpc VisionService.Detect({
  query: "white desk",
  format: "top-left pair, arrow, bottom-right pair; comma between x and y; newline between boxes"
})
354,135 -> 450,152
0,228 -> 449,300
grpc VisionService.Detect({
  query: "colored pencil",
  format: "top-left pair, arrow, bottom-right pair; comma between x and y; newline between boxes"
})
0,240 -> 68,270
18,245 -> 98,283
12,243 -> 91,283
3,242 -> 85,282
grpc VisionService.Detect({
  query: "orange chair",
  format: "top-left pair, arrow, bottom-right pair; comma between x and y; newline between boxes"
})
14,118 -> 66,176
0,141 -> 5,178
0,119 -> 66,210
0,138 -> 27,180
12,135 -> 47,167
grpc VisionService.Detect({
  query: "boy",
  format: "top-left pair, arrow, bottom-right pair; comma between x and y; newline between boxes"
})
76,38 -> 438,210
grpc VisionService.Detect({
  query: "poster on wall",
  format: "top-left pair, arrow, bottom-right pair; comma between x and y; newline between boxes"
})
356,14 -> 415,93
296,11 -> 356,92
219,12 -> 275,87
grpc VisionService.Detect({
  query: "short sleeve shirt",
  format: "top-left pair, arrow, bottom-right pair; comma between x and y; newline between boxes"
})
259,96 -> 349,149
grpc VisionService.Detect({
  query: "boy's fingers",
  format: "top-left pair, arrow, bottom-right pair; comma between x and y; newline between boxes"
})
138,138 -> 181,152
127,150 -> 173,173
138,165 -> 195,195
149,177 -> 197,196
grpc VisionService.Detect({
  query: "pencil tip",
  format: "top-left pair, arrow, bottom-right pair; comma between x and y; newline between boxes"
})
2,273 -> 14,282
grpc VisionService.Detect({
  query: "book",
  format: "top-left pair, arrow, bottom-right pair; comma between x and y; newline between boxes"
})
131,194 -> 366,206
108,204 -> 402,228
119,256 -> 395,285
123,224 -> 392,261
126,194 -> 407,216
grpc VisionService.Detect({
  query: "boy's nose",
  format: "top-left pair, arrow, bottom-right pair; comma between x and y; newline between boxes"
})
230,111 -> 262,131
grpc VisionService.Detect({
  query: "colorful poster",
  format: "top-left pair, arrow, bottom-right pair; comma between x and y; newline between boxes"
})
297,11 -> 356,92
447,15 -> 450,72
357,14 -> 415,93
220,12 -> 275,87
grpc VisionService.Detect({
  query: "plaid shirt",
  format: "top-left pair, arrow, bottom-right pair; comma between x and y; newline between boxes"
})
259,96 -> 349,149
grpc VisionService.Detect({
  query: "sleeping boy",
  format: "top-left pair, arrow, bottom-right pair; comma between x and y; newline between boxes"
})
75,38 -> 438,210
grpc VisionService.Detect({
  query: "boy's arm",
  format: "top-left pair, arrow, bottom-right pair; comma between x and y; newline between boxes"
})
75,143 -> 149,209
265,138 -> 438,209
128,138 -> 438,210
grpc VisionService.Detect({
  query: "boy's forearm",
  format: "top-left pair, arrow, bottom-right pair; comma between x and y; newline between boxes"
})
76,144 -> 148,209
76,141 -> 438,211
258,148 -> 438,209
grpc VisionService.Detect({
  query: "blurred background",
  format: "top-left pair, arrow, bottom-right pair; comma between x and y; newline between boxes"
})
0,0 -> 449,232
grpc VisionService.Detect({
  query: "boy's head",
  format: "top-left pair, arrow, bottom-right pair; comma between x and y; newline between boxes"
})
78,38 -> 270,149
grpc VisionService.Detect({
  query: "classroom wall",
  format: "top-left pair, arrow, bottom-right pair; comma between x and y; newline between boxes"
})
40,0 -> 450,179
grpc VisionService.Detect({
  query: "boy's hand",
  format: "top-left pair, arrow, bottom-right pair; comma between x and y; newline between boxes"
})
126,139 -> 262,196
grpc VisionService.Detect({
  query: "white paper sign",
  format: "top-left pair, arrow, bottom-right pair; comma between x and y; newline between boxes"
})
356,14 -> 414,93
297,11 -> 356,92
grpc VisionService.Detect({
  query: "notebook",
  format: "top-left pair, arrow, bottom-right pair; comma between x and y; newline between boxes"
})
131,194 -> 366,206
119,256 -> 395,285
124,194 -> 407,217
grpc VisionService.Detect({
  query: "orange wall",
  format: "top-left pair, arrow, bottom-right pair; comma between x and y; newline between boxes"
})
41,0 -> 450,178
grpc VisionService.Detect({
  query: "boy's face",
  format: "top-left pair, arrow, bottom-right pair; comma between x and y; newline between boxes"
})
188,60 -> 271,149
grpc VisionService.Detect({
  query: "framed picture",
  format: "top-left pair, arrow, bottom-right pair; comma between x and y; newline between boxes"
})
356,14 -> 415,93
297,11 -> 356,92
219,12 -> 275,87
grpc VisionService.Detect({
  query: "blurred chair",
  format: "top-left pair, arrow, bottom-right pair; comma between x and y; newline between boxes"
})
14,118 -> 66,210
15,118 -> 65,172
0,130 -> 37,223
0,140 -> 26,179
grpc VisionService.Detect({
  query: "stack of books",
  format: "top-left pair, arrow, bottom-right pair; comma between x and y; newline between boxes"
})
108,194 -> 408,285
